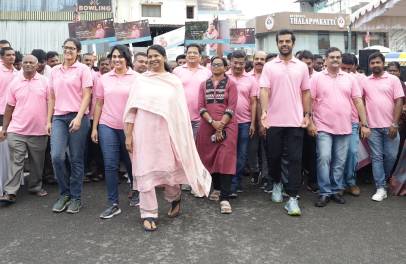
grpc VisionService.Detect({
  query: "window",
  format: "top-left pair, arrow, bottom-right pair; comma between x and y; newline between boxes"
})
142,4 -> 161,17
186,6 -> 194,19
318,32 -> 330,55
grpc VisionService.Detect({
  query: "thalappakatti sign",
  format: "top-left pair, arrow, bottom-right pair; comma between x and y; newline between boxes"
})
257,12 -> 350,33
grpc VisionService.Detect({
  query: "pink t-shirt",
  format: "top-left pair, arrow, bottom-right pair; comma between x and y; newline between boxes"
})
248,70 -> 262,97
311,70 -> 361,135
89,70 -> 101,120
362,72 -> 405,128
49,61 -> 93,115
226,70 -> 258,123
0,63 -> 18,115
173,64 -> 212,121
350,72 -> 366,123
95,68 -> 139,130
6,73 -> 48,135
259,56 -> 310,127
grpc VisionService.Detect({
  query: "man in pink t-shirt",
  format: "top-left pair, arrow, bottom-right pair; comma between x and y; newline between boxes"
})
308,48 -> 370,208
362,52 -> 405,202
0,47 -> 17,125
0,55 -> 49,204
225,50 -> 258,196
173,44 -> 212,138
259,30 -> 311,216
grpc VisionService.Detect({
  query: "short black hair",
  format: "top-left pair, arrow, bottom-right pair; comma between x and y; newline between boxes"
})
298,50 -> 313,61
134,52 -> 147,60
342,53 -> 356,65
31,49 -> 47,63
97,56 -> 110,67
0,39 -> 11,47
0,47 -> 14,56
211,56 -> 228,67
83,52 -> 93,57
186,44 -> 202,55
276,29 -> 296,44
175,54 -> 186,63
227,53 -> 232,60
368,52 -> 385,64
230,50 -> 246,60
325,47 -> 342,57
313,54 -> 323,61
108,45 -> 134,69
63,38 -> 82,52
266,53 -> 277,62
387,61 -> 401,70
46,51 -> 59,60
14,51 -> 23,63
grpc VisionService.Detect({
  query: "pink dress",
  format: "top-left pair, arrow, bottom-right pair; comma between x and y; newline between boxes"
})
128,109 -> 188,192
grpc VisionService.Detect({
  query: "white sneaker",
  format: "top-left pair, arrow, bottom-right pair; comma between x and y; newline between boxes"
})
371,188 -> 387,202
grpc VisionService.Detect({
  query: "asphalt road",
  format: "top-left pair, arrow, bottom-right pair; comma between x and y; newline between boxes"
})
0,180 -> 405,264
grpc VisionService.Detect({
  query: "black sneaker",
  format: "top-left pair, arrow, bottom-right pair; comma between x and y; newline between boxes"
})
129,191 -> 140,207
250,171 -> 260,185
100,204 -> 122,219
264,183 -> 273,194
229,192 -> 238,199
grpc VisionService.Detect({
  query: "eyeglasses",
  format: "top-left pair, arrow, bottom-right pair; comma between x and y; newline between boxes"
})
212,63 -> 224,67
62,46 -> 77,51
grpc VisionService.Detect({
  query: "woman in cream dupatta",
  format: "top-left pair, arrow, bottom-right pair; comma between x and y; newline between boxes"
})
124,45 -> 211,231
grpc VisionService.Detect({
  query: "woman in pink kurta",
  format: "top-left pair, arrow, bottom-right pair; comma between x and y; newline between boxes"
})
196,57 -> 238,214
123,45 -> 211,231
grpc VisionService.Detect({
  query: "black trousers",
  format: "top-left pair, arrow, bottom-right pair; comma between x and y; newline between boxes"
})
302,132 -> 317,185
0,114 -> 3,126
212,173 -> 232,201
266,127 -> 304,197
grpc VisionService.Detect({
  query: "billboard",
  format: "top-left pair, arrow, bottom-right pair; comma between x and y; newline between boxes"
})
77,0 -> 112,12
112,20 -> 152,45
68,18 -> 116,45
230,28 -> 255,48
153,26 -> 185,49
184,20 -> 227,45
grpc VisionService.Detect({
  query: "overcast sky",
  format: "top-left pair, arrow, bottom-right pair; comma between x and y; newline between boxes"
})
234,0 -> 301,18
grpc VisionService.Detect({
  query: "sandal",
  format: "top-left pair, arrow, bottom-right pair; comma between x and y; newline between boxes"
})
143,218 -> 157,232
209,190 -> 220,201
167,198 -> 181,218
34,189 -> 48,197
220,200 -> 232,214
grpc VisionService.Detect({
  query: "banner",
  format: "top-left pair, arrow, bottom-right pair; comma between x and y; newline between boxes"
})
68,19 -> 116,45
153,27 -> 185,49
230,28 -> 255,48
185,20 -> 227,46
77,0 -> 112,12
112,20 -> 152,45
197,0 -> 241,14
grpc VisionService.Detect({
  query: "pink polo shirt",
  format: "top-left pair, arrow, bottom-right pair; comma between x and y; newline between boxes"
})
311,70 -> 361,135
226,70 -> 258,123
173,64 -> 212,121
49,61 -> 93,115
350,72 -> 366,123
95,68 -> 139,130
0,63 -> 18,115
248,70 -> 262,97
362,72 -> 405,128
259,56 -> 310,127
6,73 -> 48,136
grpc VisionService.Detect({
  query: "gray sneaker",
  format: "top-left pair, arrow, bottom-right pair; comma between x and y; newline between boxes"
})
52,195 -> 71,213
271,183 -> 283,203
66,199 -> 82,214
100,204 -> 122,219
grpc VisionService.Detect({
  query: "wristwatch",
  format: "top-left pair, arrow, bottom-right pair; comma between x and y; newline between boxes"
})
391,123 -> 399,128
303,112 -> 312,117
208,118 -> 214,124
361,123 -> 369,128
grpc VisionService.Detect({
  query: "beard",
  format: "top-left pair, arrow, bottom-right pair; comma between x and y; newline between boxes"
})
279,46 -> 292,56
371,67 -> 383,74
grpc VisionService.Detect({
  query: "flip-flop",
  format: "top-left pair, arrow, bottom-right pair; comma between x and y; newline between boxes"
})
143,218 -> 157,232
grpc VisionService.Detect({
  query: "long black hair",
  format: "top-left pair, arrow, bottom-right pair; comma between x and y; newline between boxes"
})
108,44 -> 133,69
147,44 -> 172,73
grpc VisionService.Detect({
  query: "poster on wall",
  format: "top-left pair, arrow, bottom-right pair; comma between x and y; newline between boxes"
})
153,26 -> 185,49
184,20 -> 227,45
68,19 -> 116,45
112,20 -> 152,45
230,28 -> 255,48
77,0 -> 112,12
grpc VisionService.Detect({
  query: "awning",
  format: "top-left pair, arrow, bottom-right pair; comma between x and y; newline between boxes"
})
351,0 -> 406,30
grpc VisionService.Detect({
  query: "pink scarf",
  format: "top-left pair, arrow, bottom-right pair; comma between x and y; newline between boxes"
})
123,71 -> 212,197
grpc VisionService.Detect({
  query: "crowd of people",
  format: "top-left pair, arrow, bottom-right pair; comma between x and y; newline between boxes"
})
0,29 -> 405,232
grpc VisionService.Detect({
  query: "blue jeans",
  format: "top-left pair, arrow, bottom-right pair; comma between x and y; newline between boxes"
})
231,122 -> 251,192
51,113 -> 90,200
344,123 -> 360,187
98,124 -> 132,205
368,128 -> 400,188
316,132 -> 350,196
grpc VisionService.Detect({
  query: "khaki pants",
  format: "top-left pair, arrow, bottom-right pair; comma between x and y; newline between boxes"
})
4,133 -> 48,195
